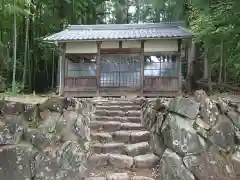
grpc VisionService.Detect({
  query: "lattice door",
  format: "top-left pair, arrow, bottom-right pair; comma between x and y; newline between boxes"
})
100,55 -> 141,88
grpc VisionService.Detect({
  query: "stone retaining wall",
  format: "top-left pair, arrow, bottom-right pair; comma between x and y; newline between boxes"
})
142,90 -> 240,180
0,96 -> 94,180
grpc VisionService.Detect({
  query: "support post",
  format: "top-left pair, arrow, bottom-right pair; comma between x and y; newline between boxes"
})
58,44 -> 66,96
178,39 -> 182,94
187,39 -> 195,93
96,42 -> 101,96
140,41 -> 144,96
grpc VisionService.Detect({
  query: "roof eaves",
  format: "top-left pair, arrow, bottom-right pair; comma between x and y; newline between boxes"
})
52,36 -> 193,43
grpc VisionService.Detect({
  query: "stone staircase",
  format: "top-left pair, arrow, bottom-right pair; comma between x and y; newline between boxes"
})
86,99 -> 159,180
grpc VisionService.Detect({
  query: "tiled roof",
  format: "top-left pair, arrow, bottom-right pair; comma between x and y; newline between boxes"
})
44,23 -> 193,41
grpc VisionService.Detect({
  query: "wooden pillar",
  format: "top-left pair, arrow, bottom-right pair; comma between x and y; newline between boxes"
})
187,39 -> 195,92
177,39 -> 182,94
96,42 -> 101,96
58,44 -> 66,96
140,41 -> 144,96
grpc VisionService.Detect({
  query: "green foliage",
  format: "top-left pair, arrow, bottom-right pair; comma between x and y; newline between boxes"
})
189,0 -> 240,83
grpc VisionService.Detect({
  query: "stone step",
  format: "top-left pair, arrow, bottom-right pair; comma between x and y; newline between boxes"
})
95,110 -> 141,117
133,154 -> 160,168
90,141 -> 150,156
91,132 -> 113,142
109,154 -> 134,168
90,121 -> 121,132
86,177 -> 106,180
91,131 -> 149,144
88,153 -> 109,167
107,173 -> 129,180
91,142 -> 125,154
90,121 -> 145,132
86,174 -> 155,180
95,116 -> 141,123
96,105 -> 141,112
88,153 -> 159,169
121,122 -> 145,131
95,110 -> 126,117
126,111 -> 141,117
85,164 -> 156,180
95,101 -> 141,106
112,131 -> 150,143
124,142 -> 150,157
131,176 -> 155,180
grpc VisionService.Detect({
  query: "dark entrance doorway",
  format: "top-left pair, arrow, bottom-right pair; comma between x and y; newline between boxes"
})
100,55 -> 141,88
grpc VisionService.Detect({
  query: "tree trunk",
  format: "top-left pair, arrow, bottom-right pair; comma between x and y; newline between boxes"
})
155,8 -> 161,22
203,47 -> 208,80
136,0 -> 140,23
223,44 -> 227,83
206,48 -> 212,92
12,0 -> 17,93
218,40 -> 223,84
22,12 -> 30,89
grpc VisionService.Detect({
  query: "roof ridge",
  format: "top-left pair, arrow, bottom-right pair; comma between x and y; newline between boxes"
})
68,22 -> 186,31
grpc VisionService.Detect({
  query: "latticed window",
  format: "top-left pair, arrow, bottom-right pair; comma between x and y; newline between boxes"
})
67,56 -> 97,77
144,55 -> 178,77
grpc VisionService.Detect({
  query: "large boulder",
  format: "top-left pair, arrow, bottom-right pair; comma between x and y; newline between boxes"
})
161,113 -> 207,156
34,141 -> 87,180
168,97 -> 200,119
227,110 -> 240,129
148,132 -> 165,157
0,119 -> 25,145
231,146 -> 240,176
195,90 -> 220,127
183,147 -> 236,180
210,115 -> 235,151
157,148 -> 195,180
0,144 -> 37,180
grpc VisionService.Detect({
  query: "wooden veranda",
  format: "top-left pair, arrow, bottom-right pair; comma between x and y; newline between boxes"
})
44,23 -> 193,97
